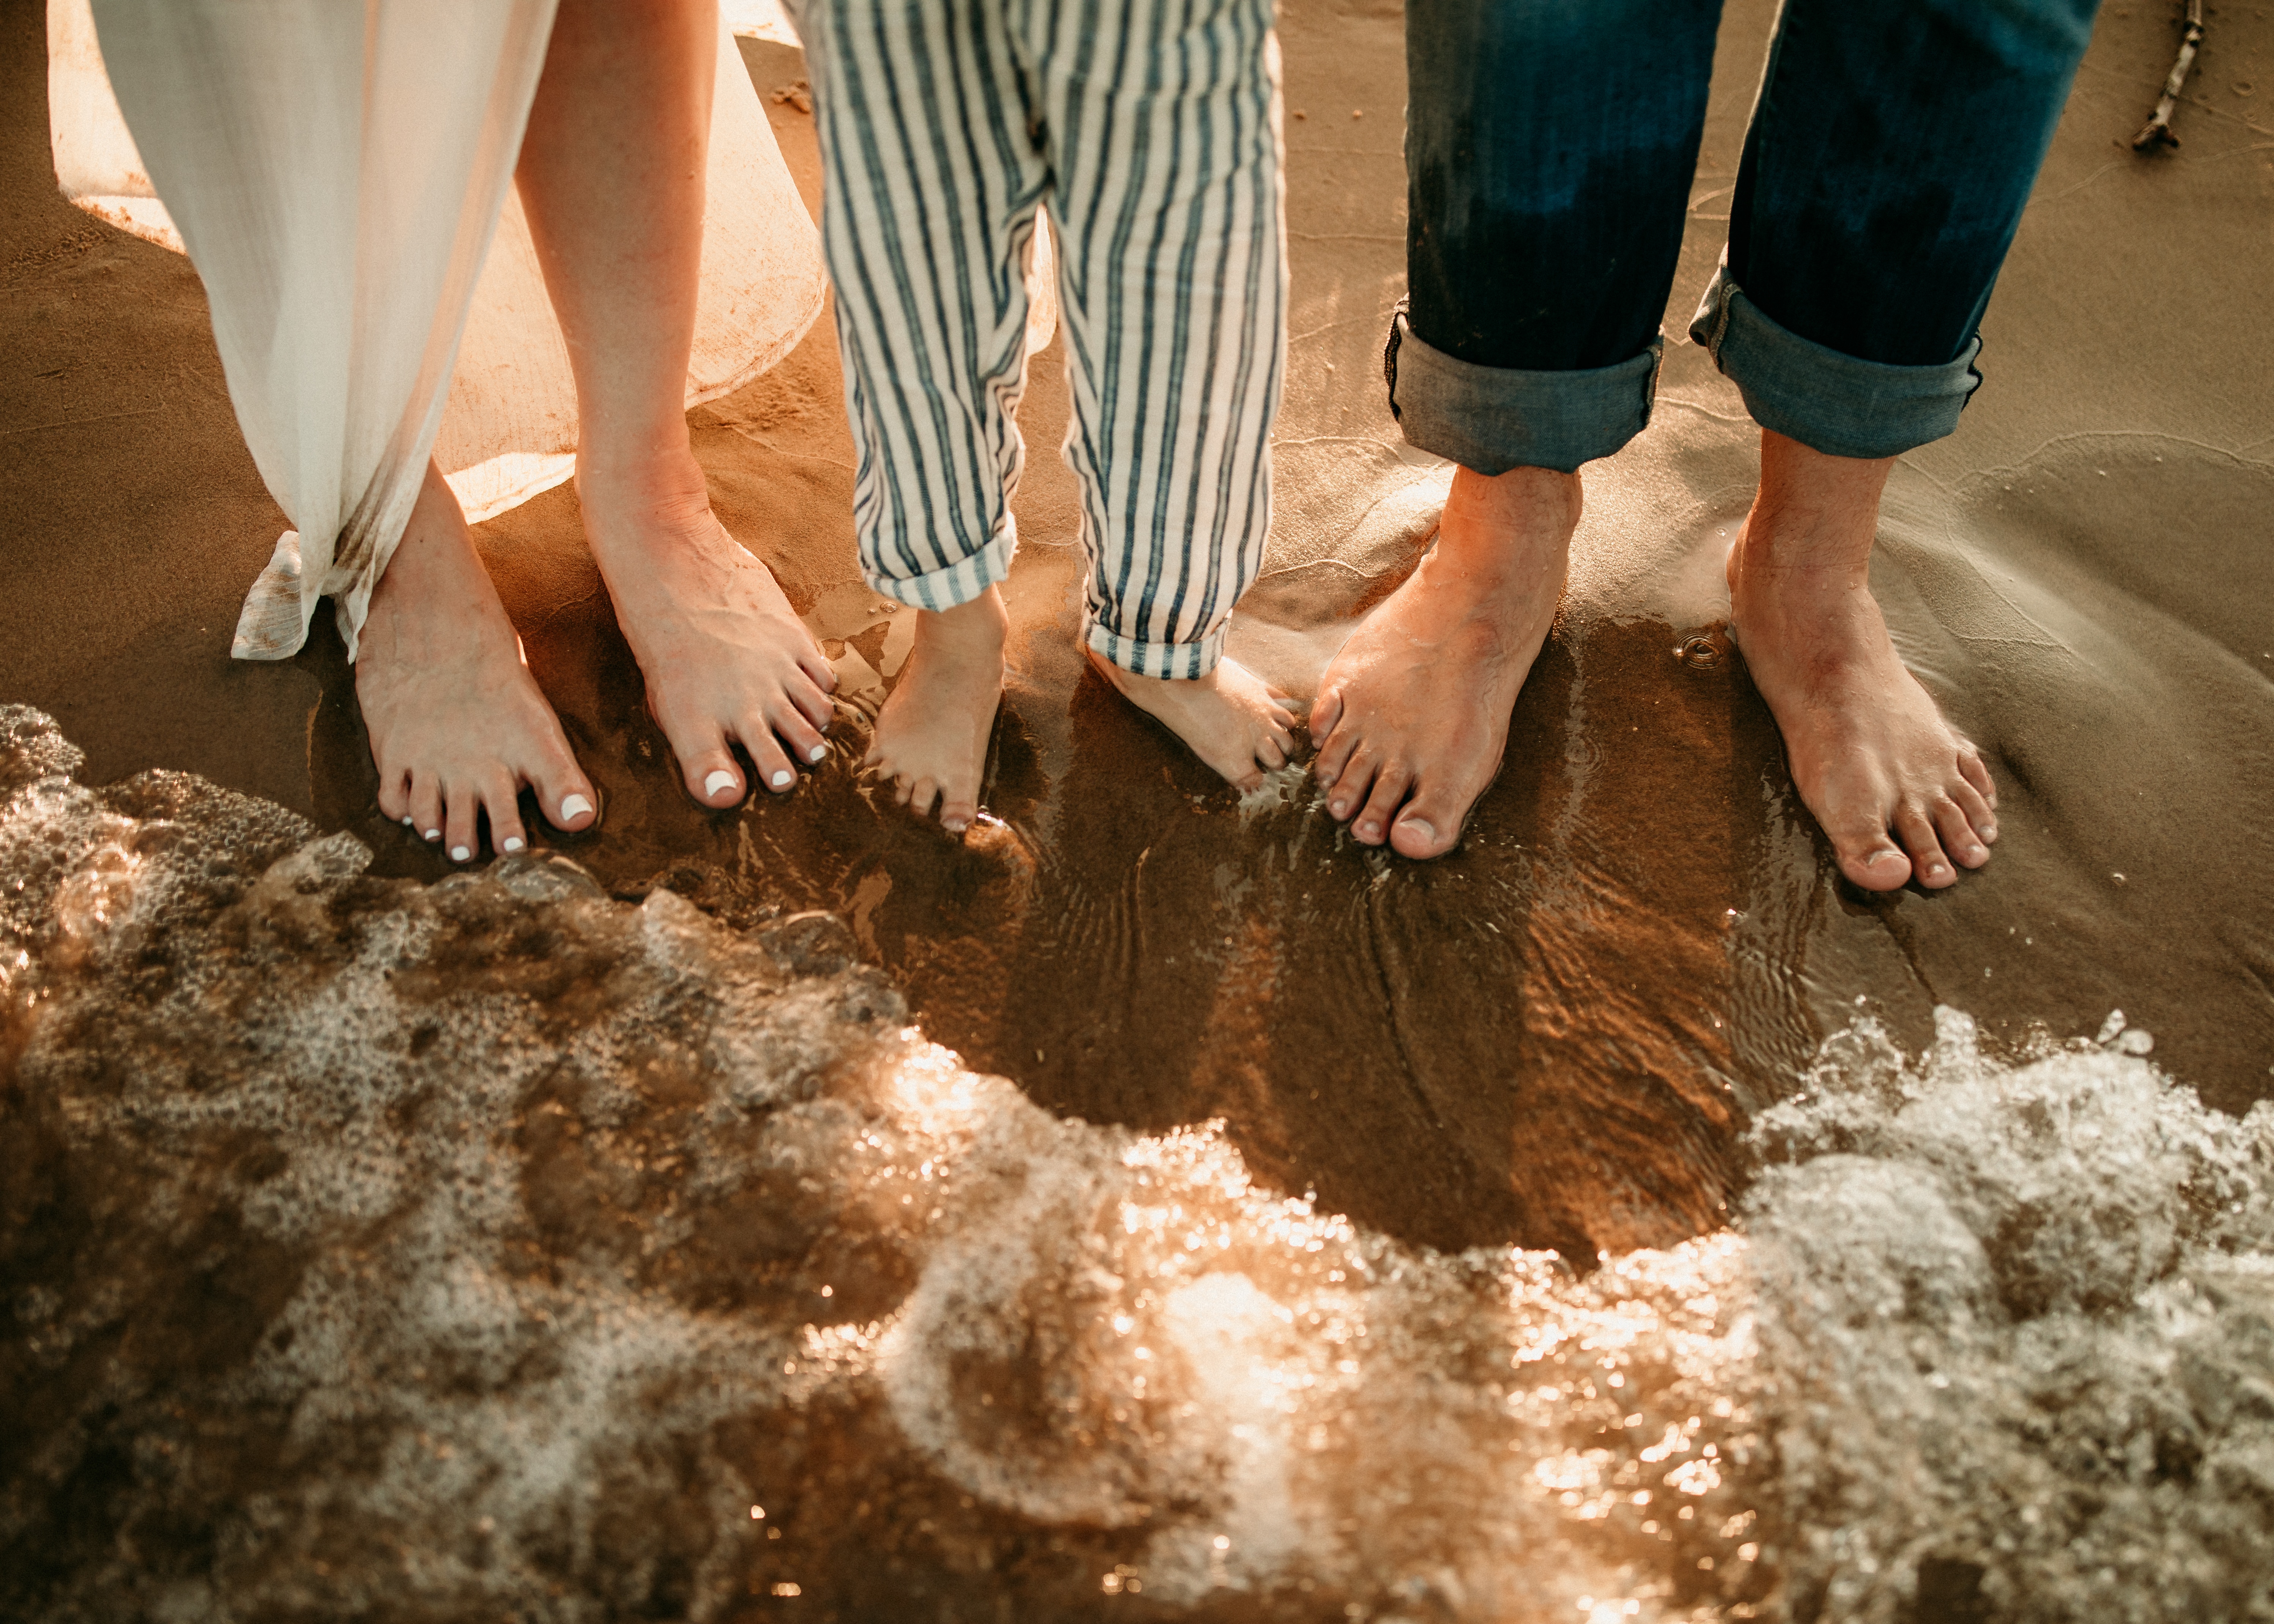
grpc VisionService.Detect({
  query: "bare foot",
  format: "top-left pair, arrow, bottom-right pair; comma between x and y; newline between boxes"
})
576,448 -> 839,809
361,462 -> 598,858
1090,651 -> 1297,792
866,589 -> 1006,834
1310,464 -> 1579,858
1729,430 -> 1998,892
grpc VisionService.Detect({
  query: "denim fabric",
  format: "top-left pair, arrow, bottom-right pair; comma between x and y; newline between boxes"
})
1689,267 -> 1981,461
1387,310 -> 1659,475
1395,0 -> 2099,467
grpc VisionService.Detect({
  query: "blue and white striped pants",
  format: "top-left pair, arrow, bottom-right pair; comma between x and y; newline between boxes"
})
793,0 -> 1286,679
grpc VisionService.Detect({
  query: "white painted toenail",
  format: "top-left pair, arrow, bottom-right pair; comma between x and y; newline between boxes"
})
770,770 -> 793,789
401,816 -> 414,827
704,770 -> 737,800
502,837 -> 525,854
809,744 -> 828,762
423,829 -> 441,841
450,846 -> 470,862
560,795 -> 593,822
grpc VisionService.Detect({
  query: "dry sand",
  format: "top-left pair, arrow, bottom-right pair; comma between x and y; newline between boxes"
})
2,0 -> 2270,1264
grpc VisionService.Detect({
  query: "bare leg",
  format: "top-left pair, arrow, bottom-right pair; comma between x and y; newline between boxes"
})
1311,464 -> 1578,857
515,0 -> 836,810
364,462 -> 599,854
1091,654 -> 1297,793
866,590 -> 1006,835
1729,429 -> 1998,891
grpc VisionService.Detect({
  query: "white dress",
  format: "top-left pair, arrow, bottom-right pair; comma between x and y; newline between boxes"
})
46,0 -> 828,662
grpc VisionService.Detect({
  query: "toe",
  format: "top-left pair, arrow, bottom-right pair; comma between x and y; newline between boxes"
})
793,639 -> 839,693
443,784 -> 481,863
376,766 -> 412,825
1309,687 -> 1345,747
744,729 -> 797,795
1957,745 -> 1997,809
487,779 -> 530,856
409,775 -> 445,846
939,788 -> 978,835
1352,764 -> 1412,847
783,663 -> 837,732
1325,748 -> 1380,825
1895,805 -> 1957,888
1951,777 -> 1997,845
907,776 -> 941,819
1828,811 -> 1912,891
685,751 -> 745,810
766,700 -> 830,771
1387,780 -> 1471,861
1932,795 -> 1992,869
1255,731 -> 1288,773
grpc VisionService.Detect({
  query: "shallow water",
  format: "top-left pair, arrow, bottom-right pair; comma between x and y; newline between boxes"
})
9,703 -> 2274,1623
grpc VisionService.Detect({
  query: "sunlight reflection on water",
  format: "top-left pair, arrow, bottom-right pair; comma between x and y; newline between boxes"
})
5,703 -> 2273,1622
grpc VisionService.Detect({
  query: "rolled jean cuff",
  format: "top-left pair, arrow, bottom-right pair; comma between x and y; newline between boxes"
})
862,514 -> 1018,613
1084,614 -> 1227,681
1385,308 -> 1661,475
1687,267 -> 1982,460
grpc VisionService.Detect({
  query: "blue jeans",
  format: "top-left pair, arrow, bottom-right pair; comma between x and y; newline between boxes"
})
1389,0 -> 2101,472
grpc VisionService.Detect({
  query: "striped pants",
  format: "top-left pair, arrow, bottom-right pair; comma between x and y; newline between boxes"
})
793,0 -> 1286,679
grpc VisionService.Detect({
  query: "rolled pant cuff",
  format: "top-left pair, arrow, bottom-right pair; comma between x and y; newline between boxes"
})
1687,267 -> 1981,460
1084,615 -> 1227,681
1385,308 -> 1660,475
862,516 -> 1019,613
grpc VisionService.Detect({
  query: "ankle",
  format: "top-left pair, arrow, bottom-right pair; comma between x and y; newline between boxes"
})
916,589 -> 1009,653
573,437 -> 706,509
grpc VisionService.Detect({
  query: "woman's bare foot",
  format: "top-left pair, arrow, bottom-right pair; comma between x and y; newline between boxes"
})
576,448 -> 839,809
1310,464 -> 1580,857
1729,429 -> 1998,892
360,462 -> 598,859
866,588 -> 1006,834
1090,651 -> 1297,792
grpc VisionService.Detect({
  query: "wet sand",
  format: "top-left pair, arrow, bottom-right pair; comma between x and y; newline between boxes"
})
3,1 -> 2274,1616
5,4 -> 2271,1172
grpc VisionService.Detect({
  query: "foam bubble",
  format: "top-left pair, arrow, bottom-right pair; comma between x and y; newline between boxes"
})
5,703 -> 2272,1620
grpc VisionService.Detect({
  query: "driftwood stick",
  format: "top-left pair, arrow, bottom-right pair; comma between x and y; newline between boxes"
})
2134,0 -> 2206,150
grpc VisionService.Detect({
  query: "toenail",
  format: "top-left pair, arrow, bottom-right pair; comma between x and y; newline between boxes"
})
769,769 -> 793,789
423,829 -> 441,841
808,744 -> 828,763
1402,818 -> 1436,841
704,769 -> 737,800
560,794 -> 593,822
401,816 -> 414,827
450,845 -> 470,862
501,836 -> 525,854
1330,800 -> 1347,817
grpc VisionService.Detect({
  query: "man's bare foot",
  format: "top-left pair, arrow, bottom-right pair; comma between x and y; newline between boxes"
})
1311,464 -> 1580,858
866,588 -> 1006,834
576,448 -> 838,808
362,462 -> 598,858
1090,651 -> 1297,792
1730,429 -> 1998,892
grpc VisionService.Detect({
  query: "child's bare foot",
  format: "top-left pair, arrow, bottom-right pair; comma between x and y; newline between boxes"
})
361,462 -> 598,859
1089,651 -> 1297,792
1730,430 -> 1997,892
866,588 -> 1006,834
576,448 -> 838,808
1311,464 -> 1579,858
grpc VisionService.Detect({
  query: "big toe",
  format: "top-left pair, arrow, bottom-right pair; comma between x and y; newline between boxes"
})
1386,774 -> 1480,861
1837,842 -> 1914,892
